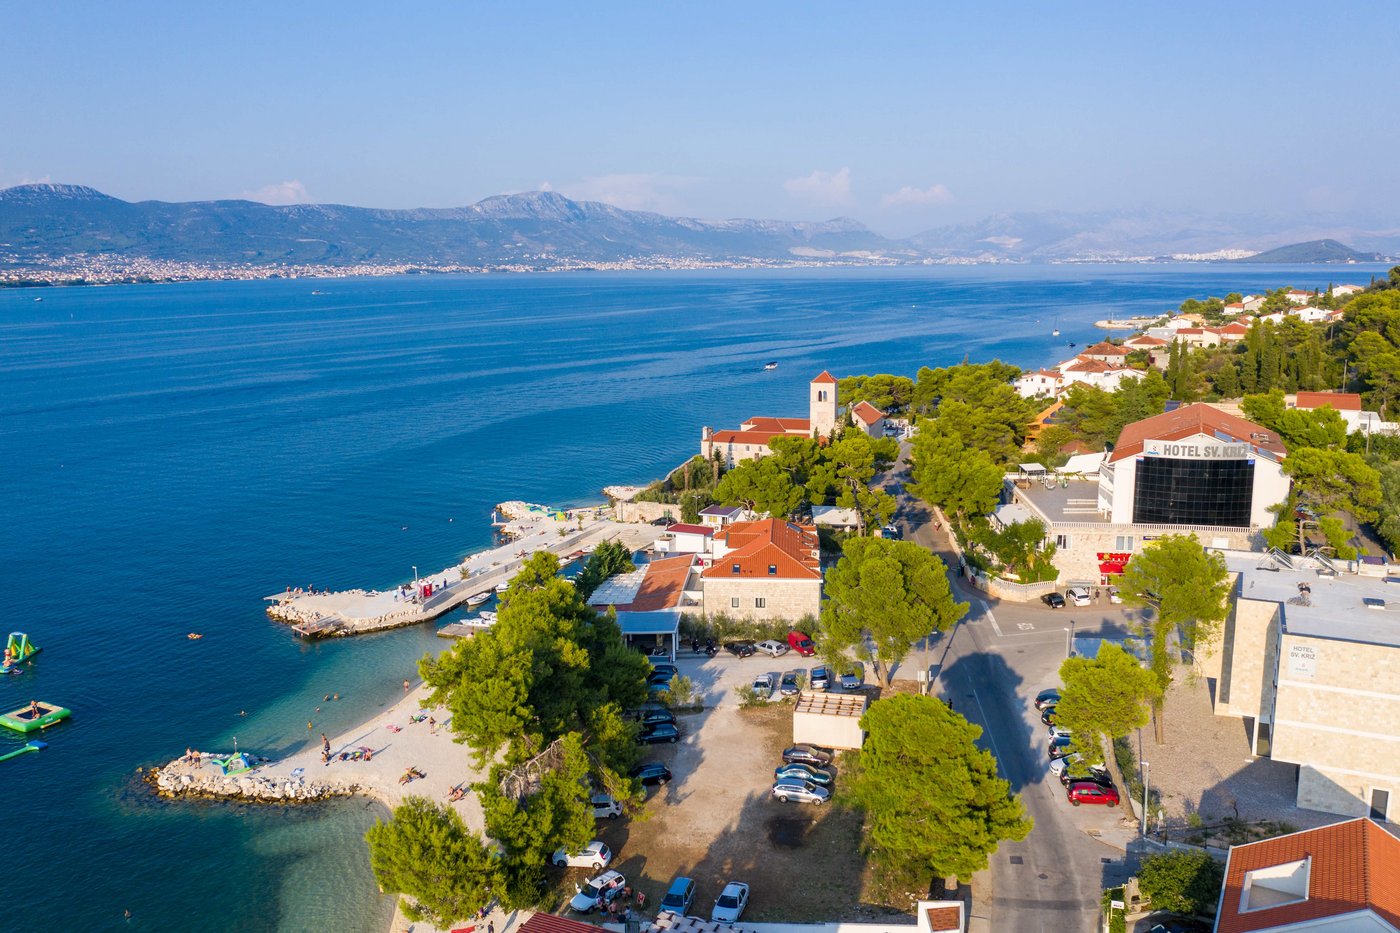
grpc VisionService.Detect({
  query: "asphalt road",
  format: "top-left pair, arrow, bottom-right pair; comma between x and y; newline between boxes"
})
880,443 -> 1144,933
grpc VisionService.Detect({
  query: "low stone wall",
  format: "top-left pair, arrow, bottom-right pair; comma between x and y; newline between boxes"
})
612,500 -> 677,525
146,758 -> 358,803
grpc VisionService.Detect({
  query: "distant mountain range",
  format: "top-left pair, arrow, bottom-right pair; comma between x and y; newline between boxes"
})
1,184 -> 1396,269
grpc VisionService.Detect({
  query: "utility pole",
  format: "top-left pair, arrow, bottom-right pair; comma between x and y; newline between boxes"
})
1141,760 -> 1151,838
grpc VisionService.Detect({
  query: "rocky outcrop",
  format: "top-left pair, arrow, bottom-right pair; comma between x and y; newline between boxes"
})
146,760 -> 359,804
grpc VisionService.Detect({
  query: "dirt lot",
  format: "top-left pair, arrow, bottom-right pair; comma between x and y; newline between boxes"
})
550,653 -> 908,924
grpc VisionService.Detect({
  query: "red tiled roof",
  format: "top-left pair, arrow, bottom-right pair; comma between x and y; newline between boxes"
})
1296,391 -> 1362,412
925,905 -> 963,933
701,519 -> 821,580
1065,359 -> 1115,373
1220,322 -> 1250,334
664,523 -> 714,536
1177,327 -> 1206,335
1126,335 -> 1168,346
592,554 -> 695,612
740,416 -> 811,433
520,914 -> 609,933
1216,818 -> 1400,933
851,400 -> 885,426
1083,341 -> 1129,355
1110,402 -> 1285,463
812,370 -> 838,384
709,429 -> 789,447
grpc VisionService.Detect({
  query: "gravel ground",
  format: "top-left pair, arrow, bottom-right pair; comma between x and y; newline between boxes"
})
547,655 -> 908,924
1139,670 -> 1341,835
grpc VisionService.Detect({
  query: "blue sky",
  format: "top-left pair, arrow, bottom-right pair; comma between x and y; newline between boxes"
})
2,2 -> 1396,234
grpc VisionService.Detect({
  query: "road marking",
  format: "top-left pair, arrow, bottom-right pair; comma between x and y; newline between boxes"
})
967,682 -> 1009,776
981,599 -> 1004,637
1016,623 -> 1034,631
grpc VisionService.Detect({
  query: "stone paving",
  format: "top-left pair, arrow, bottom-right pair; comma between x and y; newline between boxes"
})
1140,671 -> 1341,836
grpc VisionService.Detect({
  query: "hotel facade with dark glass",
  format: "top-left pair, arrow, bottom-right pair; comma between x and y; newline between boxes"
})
1006,404 -> 1290,583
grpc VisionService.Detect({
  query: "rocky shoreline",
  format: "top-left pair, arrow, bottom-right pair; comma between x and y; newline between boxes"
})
145,757 -> 361,804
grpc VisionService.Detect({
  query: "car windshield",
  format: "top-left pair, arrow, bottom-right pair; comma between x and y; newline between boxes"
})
581,883 -> 601,898
717,895 -> 739,907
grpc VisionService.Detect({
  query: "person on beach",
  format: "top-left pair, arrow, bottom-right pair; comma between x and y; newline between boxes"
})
403,679 -> 410,691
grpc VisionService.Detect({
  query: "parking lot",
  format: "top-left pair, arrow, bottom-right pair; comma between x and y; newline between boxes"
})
554,652 -> 907,923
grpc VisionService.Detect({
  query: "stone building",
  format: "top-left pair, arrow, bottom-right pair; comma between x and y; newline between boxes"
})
700,518 -> 822,621
700,371 -> 838,466
1200,551 -> 1400,821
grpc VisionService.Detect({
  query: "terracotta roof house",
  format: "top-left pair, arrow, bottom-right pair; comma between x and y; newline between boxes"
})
590,554 -> 697,613
851,400 -> 887,436
1214,818 -> 1400,932
1081,341 -> 1131,362
701,519 -> 822,621
1125,334 -> 1168,348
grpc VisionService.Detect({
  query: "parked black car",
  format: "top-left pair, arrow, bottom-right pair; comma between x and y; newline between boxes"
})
1058,767 -> 1114,789
638,708 -> 676,726
629,761 -> 673,786
724,640 -> 757,658
646,670 -> 677,688
1041,592 -> 1066,609
638,723 -> 682,744
782,744 -> 833,767
648,663 -> 678,680
1040,706 -> 1058,725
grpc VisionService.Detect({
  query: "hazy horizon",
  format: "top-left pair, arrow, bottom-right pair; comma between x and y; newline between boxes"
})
3,2 -> 1397,237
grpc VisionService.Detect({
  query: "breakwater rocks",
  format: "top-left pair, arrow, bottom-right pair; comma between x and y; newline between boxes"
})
147,757 -> 359,804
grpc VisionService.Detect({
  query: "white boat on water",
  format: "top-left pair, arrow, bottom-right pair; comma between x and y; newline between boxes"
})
763,361 -> 778,371
466,591 -> 491,607
494,582 -> 510,593
474,611 -> 498,625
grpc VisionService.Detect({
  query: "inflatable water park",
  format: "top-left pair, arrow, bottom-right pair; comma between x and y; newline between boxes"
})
2,631 -> 40,673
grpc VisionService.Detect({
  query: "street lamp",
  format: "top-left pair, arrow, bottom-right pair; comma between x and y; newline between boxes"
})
1065,619 -> 1077,659
412,565 -> 418,588
1141,760 -> 1151,838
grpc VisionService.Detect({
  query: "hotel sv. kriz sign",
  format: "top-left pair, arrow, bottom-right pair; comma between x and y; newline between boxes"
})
1142,440 -> 1251,459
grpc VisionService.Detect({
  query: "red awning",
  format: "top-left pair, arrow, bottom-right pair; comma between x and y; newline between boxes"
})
1098,560 -> 1127,575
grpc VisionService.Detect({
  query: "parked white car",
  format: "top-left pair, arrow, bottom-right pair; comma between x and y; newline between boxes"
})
712,881 -> 750,923
553,840 -> 612,869
569,869 -> 627,912
1066,586 -> 1092,607
1049,753 -> 1109,779
590,793 -> 623,819
751,672 -> 776,699
755,639 -> 789,657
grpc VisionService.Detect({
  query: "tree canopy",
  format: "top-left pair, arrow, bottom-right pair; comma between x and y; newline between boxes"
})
574,539 -> 636,602
820,537 -> 967,688
1054,643 -> 1156,768
1118,535 -> 1230,741
366,796 -> 502,927
1266,447 -> 1381,559
1136,850 -> 1224,917
852,695 -> 1032,884
909,424 -> 1003,522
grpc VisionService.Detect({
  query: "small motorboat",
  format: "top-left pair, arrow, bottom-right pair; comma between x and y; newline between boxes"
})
474,611 -> 498,625
466,591 -> 491,607
763,361 -> 778,371
1,702 -> 70,734
494,582 -> 510,593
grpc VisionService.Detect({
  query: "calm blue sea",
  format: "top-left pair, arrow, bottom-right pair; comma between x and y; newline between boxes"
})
0,264 -> 1382,931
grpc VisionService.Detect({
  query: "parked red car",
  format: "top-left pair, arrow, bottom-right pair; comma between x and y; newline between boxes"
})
787,631 -> 815,656
1066,781 -> 1120,807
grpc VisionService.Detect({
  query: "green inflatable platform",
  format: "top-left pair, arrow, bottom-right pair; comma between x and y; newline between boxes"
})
0,702 -> 70,734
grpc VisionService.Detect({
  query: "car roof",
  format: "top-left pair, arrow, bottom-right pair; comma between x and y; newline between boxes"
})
720,881 -> 747,894
666,877 -> 694,892
593,869 -> 624,883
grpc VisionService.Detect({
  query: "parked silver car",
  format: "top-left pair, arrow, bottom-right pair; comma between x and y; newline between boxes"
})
755,639 -> 789,657
772,778 -> 830,804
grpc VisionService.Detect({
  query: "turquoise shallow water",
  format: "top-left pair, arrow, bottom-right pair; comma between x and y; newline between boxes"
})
0,265 -> 1380,931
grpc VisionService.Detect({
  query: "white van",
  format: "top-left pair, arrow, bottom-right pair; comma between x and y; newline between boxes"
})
591,793 -> 623,819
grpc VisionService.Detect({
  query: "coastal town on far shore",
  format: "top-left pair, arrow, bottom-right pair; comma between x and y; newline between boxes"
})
114,270 -> 1400,933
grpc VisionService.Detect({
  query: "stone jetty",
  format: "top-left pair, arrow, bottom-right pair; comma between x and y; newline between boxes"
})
147,755 -> 359,803
264,505 -> 657,637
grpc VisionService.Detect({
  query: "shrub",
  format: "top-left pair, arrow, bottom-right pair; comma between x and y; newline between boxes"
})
659,674 -> 701,710
1137,850 -> 1224,917
734,685 -> 767,709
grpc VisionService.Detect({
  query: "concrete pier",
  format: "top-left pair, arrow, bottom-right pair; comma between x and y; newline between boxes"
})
264,515 -> 658,637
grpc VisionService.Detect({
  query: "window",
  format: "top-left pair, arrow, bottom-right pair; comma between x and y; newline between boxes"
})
730,597 -> 739,609
1114,535 -> 1134,551
817,390 -> 827,401
1240,858 -> 1310,912
1372,788 -> 1391,822
1055,534 -> 1072,549
755,597 -> 766,609
731,563 -> 741,574
767,564 -> 777,575
1132,457 -> 1255,527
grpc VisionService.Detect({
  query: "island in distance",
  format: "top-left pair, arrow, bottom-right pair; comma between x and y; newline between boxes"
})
0,183 -> 1396,276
